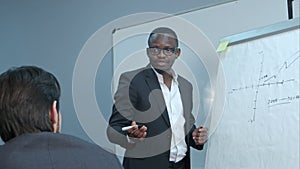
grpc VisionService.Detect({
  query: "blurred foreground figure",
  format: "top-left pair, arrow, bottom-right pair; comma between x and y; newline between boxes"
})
0,66 -> 123,169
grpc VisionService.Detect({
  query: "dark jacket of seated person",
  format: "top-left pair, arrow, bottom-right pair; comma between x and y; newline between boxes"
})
0,66 -> 123,169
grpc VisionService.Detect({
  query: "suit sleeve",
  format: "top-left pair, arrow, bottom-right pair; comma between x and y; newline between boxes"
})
106,73 -> 138,149
185,80 -> 204,150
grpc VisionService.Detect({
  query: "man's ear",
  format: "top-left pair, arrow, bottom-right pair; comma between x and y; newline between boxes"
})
146,48 -> 151,58
49,100 -> 59,133
175,48 -> 181,58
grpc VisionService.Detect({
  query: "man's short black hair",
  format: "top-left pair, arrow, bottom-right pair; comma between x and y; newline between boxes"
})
148,27 -> 179,47
0,66 -> 61,142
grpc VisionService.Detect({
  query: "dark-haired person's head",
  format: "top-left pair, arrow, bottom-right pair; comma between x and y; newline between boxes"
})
147,27 -> 179,47
0,66 -> 61,142
147,27 -> 181,72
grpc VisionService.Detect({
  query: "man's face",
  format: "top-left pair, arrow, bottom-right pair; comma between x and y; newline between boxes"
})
147,34 -> 180,72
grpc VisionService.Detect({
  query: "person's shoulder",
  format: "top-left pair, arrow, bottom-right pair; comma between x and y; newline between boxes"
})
119,66 -> 153,81
0,132 -> 123,169
120,66 -> 150,77
54,133 -> 123,168
0,132 -> 113,155
178,75 -> 192,86
53,133 -> 112,152
0,143 -> 4,151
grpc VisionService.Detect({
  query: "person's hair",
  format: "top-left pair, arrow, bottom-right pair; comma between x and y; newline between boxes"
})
147,27 -> 179,47
0,66 -> 61,142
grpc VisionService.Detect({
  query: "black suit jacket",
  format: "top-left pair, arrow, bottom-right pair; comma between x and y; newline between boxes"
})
0,132 -> 123,169
107,66 -> 203,169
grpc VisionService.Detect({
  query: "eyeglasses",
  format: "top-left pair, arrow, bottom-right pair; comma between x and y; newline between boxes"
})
148,47 -> 177,56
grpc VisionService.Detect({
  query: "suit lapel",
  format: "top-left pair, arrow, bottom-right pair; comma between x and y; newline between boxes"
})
143,67 -> 171,127
178,77 -> 188,117
178,76 -> 192,134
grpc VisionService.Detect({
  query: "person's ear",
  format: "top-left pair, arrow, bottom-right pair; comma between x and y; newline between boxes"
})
146,48 -> 151,58
49,100 -> 60,133
175,48 -> 181,58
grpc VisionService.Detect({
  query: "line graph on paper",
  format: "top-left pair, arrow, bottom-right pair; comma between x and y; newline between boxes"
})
206,28 -> 300,169
227,49 -> 300,123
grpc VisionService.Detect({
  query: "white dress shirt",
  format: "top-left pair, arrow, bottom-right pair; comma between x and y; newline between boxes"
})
152,68 -> 187,163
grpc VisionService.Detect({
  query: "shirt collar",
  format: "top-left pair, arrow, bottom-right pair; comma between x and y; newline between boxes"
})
151,66 -> 178,84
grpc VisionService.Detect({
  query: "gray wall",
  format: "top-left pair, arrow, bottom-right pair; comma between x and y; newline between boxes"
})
0,1 -> 289,168
0,0 -> 234,143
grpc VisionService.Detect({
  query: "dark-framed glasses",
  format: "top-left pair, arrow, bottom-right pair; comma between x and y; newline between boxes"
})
148,47 -> 177,56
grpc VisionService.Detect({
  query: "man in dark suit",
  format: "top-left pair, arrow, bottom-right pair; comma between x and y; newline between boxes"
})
0,66 -> 123,169
107,27 -> 208,169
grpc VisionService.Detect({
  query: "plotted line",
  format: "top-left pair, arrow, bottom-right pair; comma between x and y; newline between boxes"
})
249,51 -> 264,123
264,50 -> 299,82
268,102 -> 291,107
230,78 -> 295,92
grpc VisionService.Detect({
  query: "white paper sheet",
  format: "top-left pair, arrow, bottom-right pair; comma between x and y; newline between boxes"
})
205,29 -> 299,169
